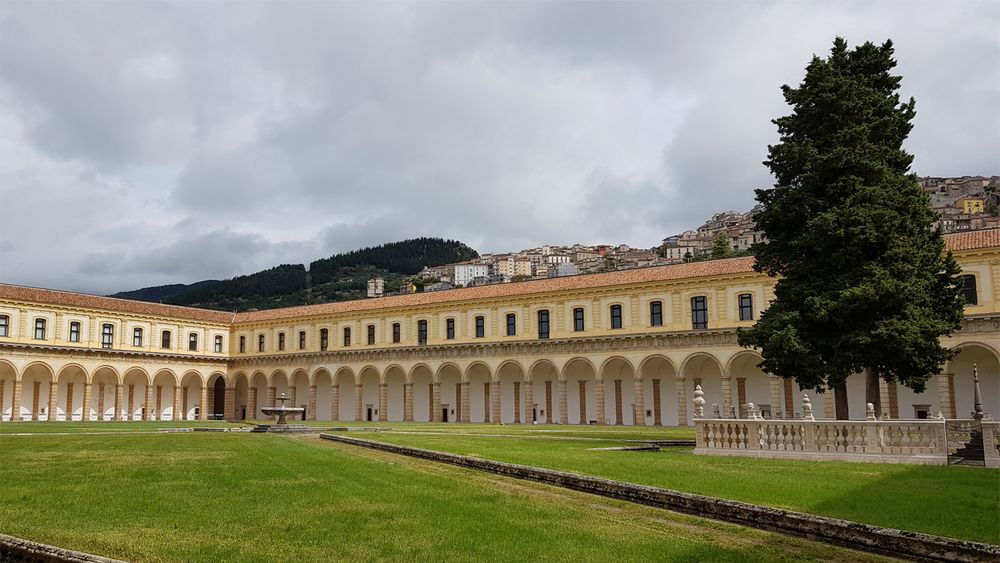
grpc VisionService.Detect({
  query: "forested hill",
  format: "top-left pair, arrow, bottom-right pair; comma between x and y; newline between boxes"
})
110,238 -> 479,312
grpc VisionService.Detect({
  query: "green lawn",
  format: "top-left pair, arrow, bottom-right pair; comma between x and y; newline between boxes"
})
352,431 -> 1000,545
0,431 -> 887,562
0,421 -> 245,433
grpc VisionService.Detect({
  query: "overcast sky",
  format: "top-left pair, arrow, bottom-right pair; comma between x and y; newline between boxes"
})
1,1 -> 998,295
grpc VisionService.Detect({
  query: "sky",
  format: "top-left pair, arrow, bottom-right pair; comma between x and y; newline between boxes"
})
1,1 -> 998,295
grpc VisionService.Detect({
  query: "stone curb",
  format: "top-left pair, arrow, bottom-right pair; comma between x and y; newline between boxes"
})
0,533 -> 128,563
320,433 -> 1000,563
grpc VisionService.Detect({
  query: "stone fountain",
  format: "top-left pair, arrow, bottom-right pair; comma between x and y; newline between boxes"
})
254,393 -> 310,433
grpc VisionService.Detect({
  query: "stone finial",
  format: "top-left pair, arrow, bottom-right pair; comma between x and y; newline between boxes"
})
865,402 -> 876,421
802,393 -> 815,421
747,402 -> 760,420
692,385 -> 705,419
972,363 -> 984,421
712,403 -> 721,418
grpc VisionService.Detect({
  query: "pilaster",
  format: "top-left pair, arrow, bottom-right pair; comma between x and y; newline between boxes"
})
47,382 -> 57,422
633,377 -> 645,426
431,382 -> 442,422
331,384 -> 340,421
403,383 -> 413,422
248,387 -> 258,421
558,380 -> 568,425
490,381 -> 501,424
11,380 -> 21,422
309,385 -> 318,422
199,386 -> 208,420
114,384 -> 124,422
768,376 -> 783,419
144,385 -> 155,421
460,382 -> 470,423
721,375 -> 733,417
578,380 -> 587,424
224,387 -> 235,421
378,384 -> 388,422
173,386 -> 181,421
267,386 -> 276,420
595,379 -> 605,425
937,374 -> 956,418
675,378 -> 687,426
652,378 -> 662,426
613,379 -> 623,425
513,381 -> 521,423
354,384 -> 363,422
524,381 -> 533,424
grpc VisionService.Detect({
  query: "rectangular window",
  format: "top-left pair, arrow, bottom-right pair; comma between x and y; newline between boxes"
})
133,327 -> 143,347
573,307 -> 585,332
446,318 -> 455,340
0,315 -> 8,337
537,310 -> 550,339
299,331 -> 306,350
392,323 -> 401,343
367,324 -> 375,345
506,313 -> 516,336
738,293 -> 754,321
278,332 -> 285,351
650,301 -> 663,327
692,296 -> 708,330
188,333 -> 198,352
418,320 -> 428,346
34,318 -> 46,340
343,327 -> 351,347
475,316 -> 485,338
214,335 -> 223,353
101,324 -> 114,349
239,336 -> 246,353
161,330 -> 171,349
258,334 -> 265,352
69,321 -> 81,342
320,329 -> 329,351
962,275 -> 978,305
610,304 -> 623,329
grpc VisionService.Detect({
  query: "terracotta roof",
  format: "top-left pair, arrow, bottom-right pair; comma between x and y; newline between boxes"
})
233,257 -> 759,323
0,284 -> 233,323
944,228 -> 1000,252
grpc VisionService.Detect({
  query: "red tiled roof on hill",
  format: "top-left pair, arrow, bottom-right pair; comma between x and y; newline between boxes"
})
0,284 -> 233,323
944,228 -> 1000,252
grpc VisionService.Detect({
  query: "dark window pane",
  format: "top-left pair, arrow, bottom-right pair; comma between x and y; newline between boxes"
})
446,318 -> 455,340
418,320 -> 428,345
537,310 -> 550,339
506,314 -> 516,336
475,316 -> 485,338
392,323 -> 401,343
962,275 -> 978,305
573,308 -> 585,332
368,324 -> 375,345
610,304 -> 623,329
738,294 -> 754,321
691,296 -> 708,330
650,301 -> 663,326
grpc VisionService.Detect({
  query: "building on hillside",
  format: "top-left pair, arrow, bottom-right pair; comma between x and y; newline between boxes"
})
1,229 -> 997,427
453,263 -> 489,287
366,277 -> 385,298
957,197 -> 986,215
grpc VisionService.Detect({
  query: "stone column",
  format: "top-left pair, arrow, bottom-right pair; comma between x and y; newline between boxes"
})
490,381 -> 501,424
114,384 -> 124,422
11,380 -> 21,422
354,384 -> 363,422
524,381 -> 534,424
877,378 -> 891,419
936,374 -> 956,418
432,382 -> 442,422
65,383 -> 74,421
721,375 -> 733,417
483,382 -> 491,423
633,378 -> 645,426
513,381 -> 521,423
578,380 -> 587,424
783,379 -> 794,419
823,385 -> 835,419
736,377 -> 747,417
652,379 -> 662,426
309,385 -> 318,421
403,383 -> 413,422
199,386 -> 208,420
82,382 -> 92,422
248,387 -> 258,421
460,382 -> 470,423
267,386 -> 277,420
454,383 -> 462,422
887,383 -> 899,419
595,379 -> 605,425
543,381 -> 552,423
155,386 -> 163,421
331,385 -> 340,421
47,382 -> 57,422
768,376 -> 783,419
206,386 -> 214,419
0,380 -> 4,422
289,387 -> 297,410
675,378 -> 687,426
173,386 -> 182,421
558,380 -> 568,425
613,379 -> 623,425
145,385 -> 155,421
378,384 -> 388,422
224,387 -> 235,421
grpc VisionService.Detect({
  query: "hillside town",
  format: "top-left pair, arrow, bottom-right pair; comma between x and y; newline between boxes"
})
367,175 -> 999,296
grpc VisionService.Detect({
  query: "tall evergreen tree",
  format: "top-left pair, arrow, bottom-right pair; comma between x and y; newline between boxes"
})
736,38 -> 965,419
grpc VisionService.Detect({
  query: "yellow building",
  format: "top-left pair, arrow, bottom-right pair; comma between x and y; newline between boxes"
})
958,197 -> 986,215
1,230 -> 998,425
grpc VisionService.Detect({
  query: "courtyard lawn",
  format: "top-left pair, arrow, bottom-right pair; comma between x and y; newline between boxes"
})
0,420 -> 245,434
352,431 -> 1000,545
0,432 -> 888,563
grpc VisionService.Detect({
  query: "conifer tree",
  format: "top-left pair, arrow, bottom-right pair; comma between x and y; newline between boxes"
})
736,38 -> 965,419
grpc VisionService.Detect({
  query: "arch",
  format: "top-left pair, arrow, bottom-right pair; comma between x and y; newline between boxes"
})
727,351 -> 773,419
152,369 -> 179,421
528,359 -> 560,423
122,367 -> 152,421
436,363 -> 463,423
206,371 -> 227,386
0,360 -> 16,421
406,363 -> 432,384
381,364 -> 405,385
122,366 -> 152,386
179,370 -> 204,421
90,366 -> 120,421
435,362 -> 462,383
465,362 -> 492,423
333,366 -> 356,387
19,362 -> 55,421
563,357 -> 598,425
639,354 -> 678,427
312,368 -> 333,421
598,356 -> 636,380
946,343 -> 999,420
680,352 -> 725,424
290,369 -> 310,421
250,371 -> 269,420
495,359 -> 526,383
21,361 -> 57,383
600,356 -> 638,425
638,354 -> 678,375
409,364 -> 434,422
358,366 -> 381,422
334,367 -> 357,421
232,372 -> 250,421
496,360 -> 527,424
383,365 -> 406,422
56,363 -> 88,421
269,370 -> 289,388
210,376 -> 226,420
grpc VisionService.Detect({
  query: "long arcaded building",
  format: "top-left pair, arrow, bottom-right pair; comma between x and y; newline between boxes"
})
2,230 -> 999,425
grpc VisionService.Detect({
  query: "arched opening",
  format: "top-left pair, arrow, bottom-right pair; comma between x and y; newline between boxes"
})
333,368 -> 355,421
465,362 -> 492,423
497,361 -> 526,424
563,358 -> 597,425
436,363 -> 462,423
21,362 -> 55,421
681,354 -> 723,424
250,372 -> 269,420
232,372 -> 249,421
313,369 -> 333,421
948,344 -> 999,419
91,367 -> 120,421
529,360 -> 560,424
180,371 -> 203,421
209,374 -> 226,420
270,371 -> 290,420
409,364 -> 433,422
359,366 -> 380,422
728,352 -> 774,418
600,357 -> 637,425
639,355 -> 678,426
290,370 -> 310,421
152,369 -> 178,421
122,368 -> 150,422
56,364 -> 87,421
383,365 -> 405,422
0,361 -> 16,421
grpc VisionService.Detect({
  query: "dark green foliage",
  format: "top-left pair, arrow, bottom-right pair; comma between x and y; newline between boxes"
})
310,238 -> 478,284
737,38 -> 965,398
710,233 -> 734,259
170,264 -> 308,307
111,280 -> 221,302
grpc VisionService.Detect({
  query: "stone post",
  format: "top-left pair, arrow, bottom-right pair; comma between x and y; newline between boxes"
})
483,382 -> 490,423
460,382 -> 470,423
431,382 -> 442,422
822,385 -> 835,419
145,385 -> 155,421
578,380 -> 587,424
378,383 -> 388,422
47,383 -> 57,422
82,382 -> 92,422
490,381 -> 501,424
720,375 -> 733,418
173,386 -> 182,421
558,379 -> 568,424
973,364 -> 985,421
633,378 -> 645,426
114,384 -> 124,422
613,379 -> 623,425
403,383 -> 413,422
0,380 -> 4,422
309,385 -> 318,422
768,376 -> 783,419
223,387 -> 235,421
675,378 -> 687,426
877,378 -> 891,419
544,381 -> 552,423
267,386 -> 276,420
199,386 -> 208,420
513,381 -> 521,423
524,381 -> 533,424
595,379 -> 605,425
11,380 -> 21,422
65,382 -> 74,421
331,385 -> 340,421
354,384 -> 363,421
248,387 -> 258,421
651,378 -> 662,426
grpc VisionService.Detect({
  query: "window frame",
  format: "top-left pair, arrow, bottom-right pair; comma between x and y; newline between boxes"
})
573,307 -> 585,332
962,275 -> 978,306
475,315 -> 485,338
738,293 -> 754,321
239,335 -> 246,353
0,315 -> 8,337
34,318 -> 46,340
610,304 -> 623,329
367,324 -> 376,345
69,321 -> 81,343
537,309 -> 550,339
446,318 -> 455,340
649,300 -> 663,327
320,328 -> 329,351
417,320 -> 428,346
506,313 -> 516,336
691,296 -> 708,330
214,335 -> 223,353
161,330 -> 171,349
133,327 -> 143,347
392,322 -> 401,343
188,332 -> 198,352
101,323 -> 114,349
278,332 -> 285,351
343,327 -> 351,347
258,334 -> 265,352
299,331 -> 306,350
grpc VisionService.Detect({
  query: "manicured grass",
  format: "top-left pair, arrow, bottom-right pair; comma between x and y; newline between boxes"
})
0,432 -> 884,562
0,421 -> 244,433
355,431 -> 1000,545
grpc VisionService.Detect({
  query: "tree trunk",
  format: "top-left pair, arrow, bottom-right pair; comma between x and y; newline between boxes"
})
834,381 -> 850,420
864,371 -> 881,417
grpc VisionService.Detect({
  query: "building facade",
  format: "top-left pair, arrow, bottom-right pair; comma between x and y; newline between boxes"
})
2,230 -> 999,425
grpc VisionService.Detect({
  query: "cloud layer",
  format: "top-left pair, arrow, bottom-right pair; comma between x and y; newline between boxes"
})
1,1 -> 997,294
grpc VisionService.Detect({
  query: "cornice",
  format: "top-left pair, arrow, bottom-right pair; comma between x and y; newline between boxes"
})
0,342 -> 229,365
